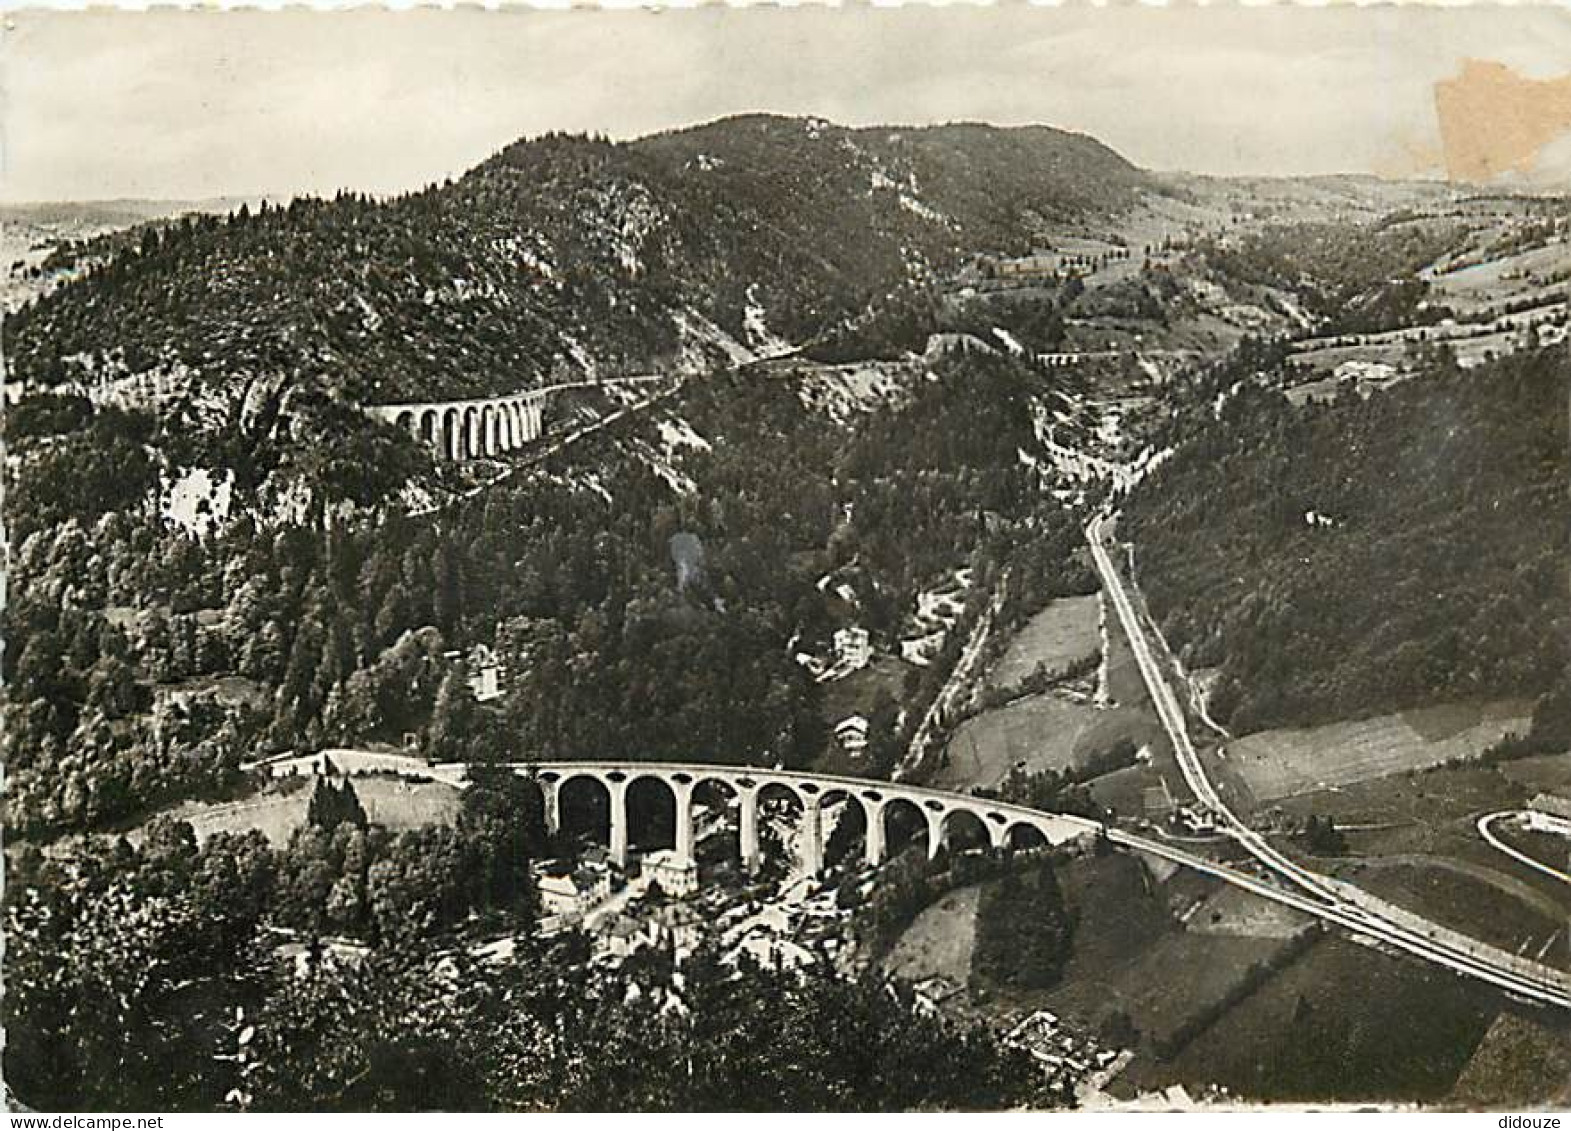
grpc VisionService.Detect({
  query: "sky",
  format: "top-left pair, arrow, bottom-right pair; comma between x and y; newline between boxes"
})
4,4 -> 1571,203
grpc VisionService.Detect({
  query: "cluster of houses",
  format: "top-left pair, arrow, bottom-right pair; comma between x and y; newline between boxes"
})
536,846 -> 701,923
908,979 -> 1129,1097
442,642 -> 506,703
594,900 -> 709,961
1004,1009 -> 1126,1094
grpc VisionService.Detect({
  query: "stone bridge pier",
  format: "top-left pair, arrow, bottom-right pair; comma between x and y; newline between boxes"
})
518,761 -> 1099,879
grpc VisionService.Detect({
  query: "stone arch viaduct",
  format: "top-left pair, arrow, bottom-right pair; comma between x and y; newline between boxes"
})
365,376 -> 668,463
431,759 -> 1101,875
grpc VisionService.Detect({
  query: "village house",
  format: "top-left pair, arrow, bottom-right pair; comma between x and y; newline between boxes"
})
832,626 -> 872,671
641,849 -> 699,897
834,715 -> 870,757
535,860 -> 611,918
466,643 -> 505,702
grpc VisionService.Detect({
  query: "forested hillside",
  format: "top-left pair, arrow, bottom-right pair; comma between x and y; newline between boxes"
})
2,349 -> 1087,836
1198,217 -> 1469,332
1122,345 -> 1569,739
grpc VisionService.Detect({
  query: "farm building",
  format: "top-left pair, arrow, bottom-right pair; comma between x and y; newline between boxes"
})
1526,793 -> 1571,836
536,861 -> 611,917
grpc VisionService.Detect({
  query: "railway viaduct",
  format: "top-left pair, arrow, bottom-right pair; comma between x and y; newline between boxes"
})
365,375 -> 668,462
431,759 -> 1100,875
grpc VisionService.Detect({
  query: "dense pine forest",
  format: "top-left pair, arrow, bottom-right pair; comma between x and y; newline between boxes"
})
1122,344 -> 1570,741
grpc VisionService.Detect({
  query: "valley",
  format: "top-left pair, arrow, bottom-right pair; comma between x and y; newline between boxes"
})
5,109 -> 1569,1113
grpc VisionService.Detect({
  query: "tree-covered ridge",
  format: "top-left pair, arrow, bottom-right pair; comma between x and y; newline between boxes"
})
1121,345 -> 1569,737
1198,217 -> 1470,318
9,118 -> 1145,408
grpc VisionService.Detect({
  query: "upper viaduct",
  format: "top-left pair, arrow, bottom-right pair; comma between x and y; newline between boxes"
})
365,375 -> 668,462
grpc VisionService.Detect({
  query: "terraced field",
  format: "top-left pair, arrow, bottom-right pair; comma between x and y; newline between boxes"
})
1227,698 -> 1534,804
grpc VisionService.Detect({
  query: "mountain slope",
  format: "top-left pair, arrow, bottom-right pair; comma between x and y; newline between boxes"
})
1120,345 -> 1569,738
7,116 -> 1147,407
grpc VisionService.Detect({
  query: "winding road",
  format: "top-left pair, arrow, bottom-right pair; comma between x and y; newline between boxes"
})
1478,811 -> 1571,889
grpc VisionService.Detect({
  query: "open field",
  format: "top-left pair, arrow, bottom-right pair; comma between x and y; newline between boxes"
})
1143,936 -> 1503,1104
1448,1011 -> 1571,1109
934,696 -> 1160,792
151,776 -> 462,847
1227,698 -> 1533,804
1428,237 -> 1571,310
1275,763 -> 1527,831
1276,762 -> 1570,957
881,884 -> 982,986
987,595 -> 1100,692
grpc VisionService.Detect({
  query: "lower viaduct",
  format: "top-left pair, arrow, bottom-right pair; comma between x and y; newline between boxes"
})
364,375 -> 668,463
517,761 -> 1098,873
263,751 -> 1571,1007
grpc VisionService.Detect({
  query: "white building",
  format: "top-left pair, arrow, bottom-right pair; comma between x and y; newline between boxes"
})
1526,793 -> 1571,837
834,715 -> 870,757
833,626 -> 872,671
467,643 -> 505,702
642,849 -> 699,898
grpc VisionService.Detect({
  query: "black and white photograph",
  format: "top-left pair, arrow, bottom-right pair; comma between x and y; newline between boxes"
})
1,3 -> 1569,1115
